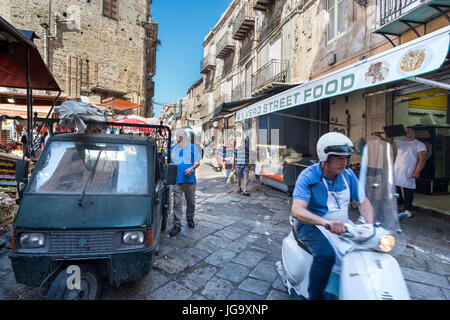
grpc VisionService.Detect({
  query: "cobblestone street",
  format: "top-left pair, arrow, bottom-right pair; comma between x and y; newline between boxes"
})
0,163 -> 449,300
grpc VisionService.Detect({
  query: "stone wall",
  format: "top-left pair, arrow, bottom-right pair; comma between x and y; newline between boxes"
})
0,0 -> 157,116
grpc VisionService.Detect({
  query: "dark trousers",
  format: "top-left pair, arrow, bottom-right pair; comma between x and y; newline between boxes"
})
297,224 -> 335,300
396,186 -> 415,211
172,183 -> 196,227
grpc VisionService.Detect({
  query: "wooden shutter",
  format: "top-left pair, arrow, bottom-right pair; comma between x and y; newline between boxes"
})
111,0 -> 118,19
103,0 -> 118,19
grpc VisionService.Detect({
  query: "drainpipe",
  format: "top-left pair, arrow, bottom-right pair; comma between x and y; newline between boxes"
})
40,24 -> 50,66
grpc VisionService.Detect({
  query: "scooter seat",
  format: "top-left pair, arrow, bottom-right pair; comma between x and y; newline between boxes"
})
291,224 -> 312,255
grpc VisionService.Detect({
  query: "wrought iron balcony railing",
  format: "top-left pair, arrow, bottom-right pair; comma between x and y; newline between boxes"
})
231,81 -> 252,101
232,2 -> 255,41
200,55 -> 216,74
216,32 -> 236,59
377,0 -> 428,27
251,59 -> 289,94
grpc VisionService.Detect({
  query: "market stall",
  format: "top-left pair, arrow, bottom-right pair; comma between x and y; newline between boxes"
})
0,152 -> 19,234
254,100 -> 331,193
0,16 -> 61,233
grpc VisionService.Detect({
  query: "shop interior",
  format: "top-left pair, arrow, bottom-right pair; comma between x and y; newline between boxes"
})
254,100 -> 330,193
393,86 -> 450,214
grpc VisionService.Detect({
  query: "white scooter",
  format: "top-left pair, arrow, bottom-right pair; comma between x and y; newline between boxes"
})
276,140 -> 410,300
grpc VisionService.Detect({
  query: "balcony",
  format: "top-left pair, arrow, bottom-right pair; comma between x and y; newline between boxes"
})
216,32 -> 236,59
251,59 -> 289,95
232,2 -> 255,41
232,81 -> 252,101
200,55 -> 216,74
374,0 -> 450,37
252,0 -> 271,12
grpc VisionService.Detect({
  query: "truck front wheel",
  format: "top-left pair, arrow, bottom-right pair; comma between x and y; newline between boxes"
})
47,264 -> 101,300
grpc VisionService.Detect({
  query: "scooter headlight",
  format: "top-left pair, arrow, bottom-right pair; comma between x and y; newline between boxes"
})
122,231 -> 145,245
378,235 -> 396,253
19,233 -> 45,249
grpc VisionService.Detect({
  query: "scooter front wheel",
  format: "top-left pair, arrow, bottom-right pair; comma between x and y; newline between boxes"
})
47,264 -> 101,300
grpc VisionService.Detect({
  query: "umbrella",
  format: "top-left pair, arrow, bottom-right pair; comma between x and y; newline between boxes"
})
110,117 -> 154,133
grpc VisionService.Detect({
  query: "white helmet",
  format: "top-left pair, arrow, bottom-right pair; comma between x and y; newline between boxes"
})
317,132 -> 355,162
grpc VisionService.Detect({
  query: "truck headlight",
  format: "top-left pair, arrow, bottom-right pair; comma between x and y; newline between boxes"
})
379,236 -> 396,253
122,231 -> 144,245
19,233 -> 45,249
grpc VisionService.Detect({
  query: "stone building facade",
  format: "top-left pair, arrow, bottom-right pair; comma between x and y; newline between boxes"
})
0,0 -> 158,117
193,0 -> 449,144
182,77 -> 209,127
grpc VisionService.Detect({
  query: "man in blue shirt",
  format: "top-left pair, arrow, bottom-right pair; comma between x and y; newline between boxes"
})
169,129 -> 202,237
291,132 -> 373,300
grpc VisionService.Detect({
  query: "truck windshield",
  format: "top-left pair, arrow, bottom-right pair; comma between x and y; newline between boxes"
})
28,141 -> 148,195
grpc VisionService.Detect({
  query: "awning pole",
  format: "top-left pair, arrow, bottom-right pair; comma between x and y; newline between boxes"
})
407,76 -> 450,91
25,46 -> 32,159
36,89 -> 61,136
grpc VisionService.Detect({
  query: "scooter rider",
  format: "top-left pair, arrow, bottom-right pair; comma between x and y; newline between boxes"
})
291,132 -> 374,300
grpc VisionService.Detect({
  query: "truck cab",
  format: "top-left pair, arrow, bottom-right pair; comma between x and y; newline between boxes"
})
9,132 -> 175,299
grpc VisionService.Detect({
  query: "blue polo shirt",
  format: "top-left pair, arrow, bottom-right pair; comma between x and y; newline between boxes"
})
293,163 -> 365,218
171,142 -> 202,184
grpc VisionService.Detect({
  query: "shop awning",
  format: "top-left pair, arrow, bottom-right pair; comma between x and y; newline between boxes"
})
99,97 -> 143,112
0,16 -> 60,91
200,112 -> 215,125
236,25 -> 450,122
215,84 -> 298,119
0,104 -> 54,119
0,92 -> 65,106
18,29 -> 40,41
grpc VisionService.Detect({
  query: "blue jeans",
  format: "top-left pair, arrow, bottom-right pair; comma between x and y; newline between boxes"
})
297,223 -> 335,300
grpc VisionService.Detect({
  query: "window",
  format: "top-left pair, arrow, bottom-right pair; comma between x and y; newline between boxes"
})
103,0 -> 119,20
29,141 -> 148,195
327,0 -> 347,42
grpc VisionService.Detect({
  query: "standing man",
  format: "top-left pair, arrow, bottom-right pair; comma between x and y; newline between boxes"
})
169,129 -> 202,237
291,132 -> 373,300
232,132 -> 250,196
375,126 -> 427,217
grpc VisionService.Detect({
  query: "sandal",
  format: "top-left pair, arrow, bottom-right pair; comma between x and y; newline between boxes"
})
243,191 -> 250,196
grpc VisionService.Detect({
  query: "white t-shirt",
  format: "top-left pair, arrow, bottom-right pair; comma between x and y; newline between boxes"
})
393,139 -> 426,189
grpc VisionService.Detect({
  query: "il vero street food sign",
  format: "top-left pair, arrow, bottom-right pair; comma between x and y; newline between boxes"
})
236,25 -> 450,122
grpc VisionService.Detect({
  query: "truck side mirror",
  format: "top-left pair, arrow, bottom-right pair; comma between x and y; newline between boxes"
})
15,159 -> 29,183
15,159 -> 29,202
165,164 -> 177,186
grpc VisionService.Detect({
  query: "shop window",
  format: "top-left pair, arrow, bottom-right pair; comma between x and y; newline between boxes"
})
103,0 -> 119,20
327,0 -> 347,42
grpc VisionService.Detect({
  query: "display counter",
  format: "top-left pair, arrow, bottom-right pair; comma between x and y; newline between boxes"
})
0,152 -> 20,195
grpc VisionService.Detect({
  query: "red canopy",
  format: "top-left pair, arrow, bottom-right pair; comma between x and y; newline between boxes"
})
110,118 -> 155,133
100,97 -> 143,111
0,16 -> 60,91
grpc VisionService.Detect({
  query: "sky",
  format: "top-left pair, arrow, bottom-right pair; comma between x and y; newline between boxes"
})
151,0 -> 232,118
